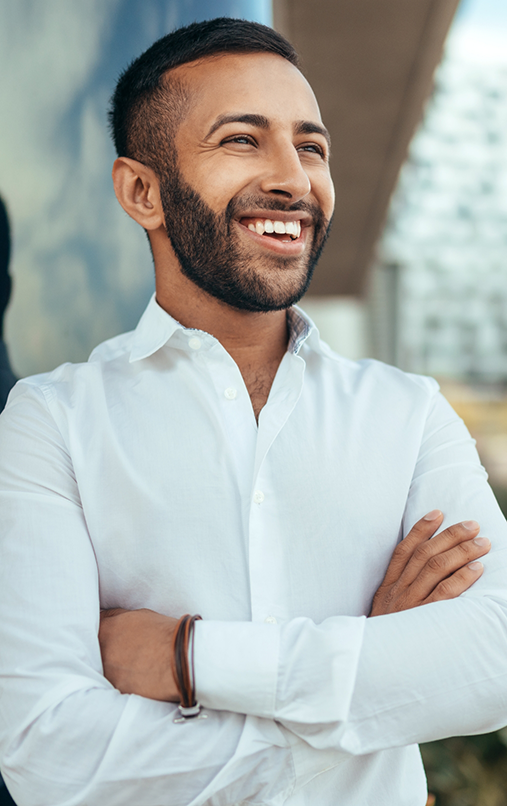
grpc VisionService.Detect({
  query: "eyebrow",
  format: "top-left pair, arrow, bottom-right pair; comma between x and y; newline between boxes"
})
294,120 -> 331,150
204,113 -> 331,150
205,114 -> 269,139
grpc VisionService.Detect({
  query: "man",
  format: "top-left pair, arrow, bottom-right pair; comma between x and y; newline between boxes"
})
0,196 -> 16,413
0,17 -> 506,806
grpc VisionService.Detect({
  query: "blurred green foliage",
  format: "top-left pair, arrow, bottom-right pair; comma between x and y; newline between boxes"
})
492,486 -> 507,519
420,485 -> 507,806
421,730 -> 507,806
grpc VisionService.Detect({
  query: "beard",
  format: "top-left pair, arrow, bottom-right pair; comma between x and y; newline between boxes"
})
158,162 -> 332,313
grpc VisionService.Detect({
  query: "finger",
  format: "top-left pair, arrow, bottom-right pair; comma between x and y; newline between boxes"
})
409,536 -> 490,601
424,560 -> 485,604
380,510 -> 444,586
402,520 -> 481,585
422,519 -> 481,554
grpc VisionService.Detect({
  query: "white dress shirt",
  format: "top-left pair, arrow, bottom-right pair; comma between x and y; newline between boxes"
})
1,295 -> 507,806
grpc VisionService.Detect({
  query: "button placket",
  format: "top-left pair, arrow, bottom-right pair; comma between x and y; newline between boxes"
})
248,463 -> 287,624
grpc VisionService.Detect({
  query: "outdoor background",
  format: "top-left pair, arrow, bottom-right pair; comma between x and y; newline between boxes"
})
1,0 -> 507,803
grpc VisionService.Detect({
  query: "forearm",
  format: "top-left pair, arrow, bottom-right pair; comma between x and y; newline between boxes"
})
194,591 -> 507,754
335,593 -> 507,754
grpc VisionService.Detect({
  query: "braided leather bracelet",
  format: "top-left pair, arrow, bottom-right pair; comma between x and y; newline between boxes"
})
171,614 -> 207,723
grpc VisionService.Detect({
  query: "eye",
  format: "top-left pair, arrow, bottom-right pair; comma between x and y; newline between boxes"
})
298,142 -> 326,158
221,134 -> 257,147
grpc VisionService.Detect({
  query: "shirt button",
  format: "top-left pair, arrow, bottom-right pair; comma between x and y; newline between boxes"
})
188,337 -> 201,350
224,387 -> 237,400
265,615 -> 277,624
253,490 -> 264,504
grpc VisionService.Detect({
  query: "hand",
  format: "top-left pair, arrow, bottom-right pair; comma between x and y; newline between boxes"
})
370,510 -> 491,617
99,608 -> 180,701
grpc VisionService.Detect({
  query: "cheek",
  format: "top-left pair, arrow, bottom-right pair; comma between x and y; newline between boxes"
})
182,152 -> 261,210
318,175 -> 335,220
208,171 -> 257,210
307,164 -> 334,221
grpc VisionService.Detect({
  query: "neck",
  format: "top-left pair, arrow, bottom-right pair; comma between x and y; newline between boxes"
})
154,245 -> 290,373
153,245 -> 290,420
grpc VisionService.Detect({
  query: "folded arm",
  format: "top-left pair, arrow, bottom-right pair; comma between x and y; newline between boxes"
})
98,512 -> 490,702
100,514 -> 498,751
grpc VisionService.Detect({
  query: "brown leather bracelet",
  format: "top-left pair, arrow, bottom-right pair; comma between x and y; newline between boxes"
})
171,614 -> 204,722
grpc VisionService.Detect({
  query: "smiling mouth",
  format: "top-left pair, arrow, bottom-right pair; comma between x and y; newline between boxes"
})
239,217 -> 302,242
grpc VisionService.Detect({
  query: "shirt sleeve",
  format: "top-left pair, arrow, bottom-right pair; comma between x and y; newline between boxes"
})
0,383 -> 295,806
194,389 -> 507,751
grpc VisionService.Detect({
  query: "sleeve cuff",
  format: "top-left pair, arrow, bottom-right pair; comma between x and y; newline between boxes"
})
193,616 -> 366,727
194,620 -> 280,717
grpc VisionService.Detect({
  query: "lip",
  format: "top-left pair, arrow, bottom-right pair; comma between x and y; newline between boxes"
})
235,218 -> 311,255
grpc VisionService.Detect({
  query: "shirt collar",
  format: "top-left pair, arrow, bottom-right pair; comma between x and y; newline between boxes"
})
129,295 -> 183,363
287,306 -> 316,355
129,294 -> 322,363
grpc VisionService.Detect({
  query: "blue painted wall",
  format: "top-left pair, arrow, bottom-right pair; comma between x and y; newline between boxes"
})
0,1 -> 272,376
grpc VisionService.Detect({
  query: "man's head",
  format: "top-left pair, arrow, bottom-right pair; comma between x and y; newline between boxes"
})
110,18 -> 335,312
109,18 -> 300,169
0,196 -> 12,339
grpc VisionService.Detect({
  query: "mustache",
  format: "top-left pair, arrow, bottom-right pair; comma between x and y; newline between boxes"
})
225,195 -> 326,223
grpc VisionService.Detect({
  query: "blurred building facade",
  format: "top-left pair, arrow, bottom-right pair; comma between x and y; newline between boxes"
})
378,45 -> 507,380
369,11 -> 507,494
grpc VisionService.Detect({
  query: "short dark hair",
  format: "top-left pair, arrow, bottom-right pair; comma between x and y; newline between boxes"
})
108,17 -> 299,172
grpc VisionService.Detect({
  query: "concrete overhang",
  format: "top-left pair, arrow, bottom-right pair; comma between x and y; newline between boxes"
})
273,0 -> 460,295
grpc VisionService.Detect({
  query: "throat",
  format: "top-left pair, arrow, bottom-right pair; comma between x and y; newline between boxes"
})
241,360 -> 282,422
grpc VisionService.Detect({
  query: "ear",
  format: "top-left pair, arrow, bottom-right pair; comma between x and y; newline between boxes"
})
112,157 -> 164,230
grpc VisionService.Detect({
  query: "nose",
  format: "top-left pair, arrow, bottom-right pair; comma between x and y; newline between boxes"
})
259,141 -> 312,203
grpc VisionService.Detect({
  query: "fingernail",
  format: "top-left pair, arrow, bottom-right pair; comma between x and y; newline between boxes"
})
462,520 -> 479,530
423,510 -> 442,521
473,537 -> 490,547
468,561 -> 483,571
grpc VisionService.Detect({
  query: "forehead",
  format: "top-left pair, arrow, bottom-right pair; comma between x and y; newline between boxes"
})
171,51 -> 323,131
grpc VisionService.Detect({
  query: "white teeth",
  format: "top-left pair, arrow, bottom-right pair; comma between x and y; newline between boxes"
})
245,218 -> 302,238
